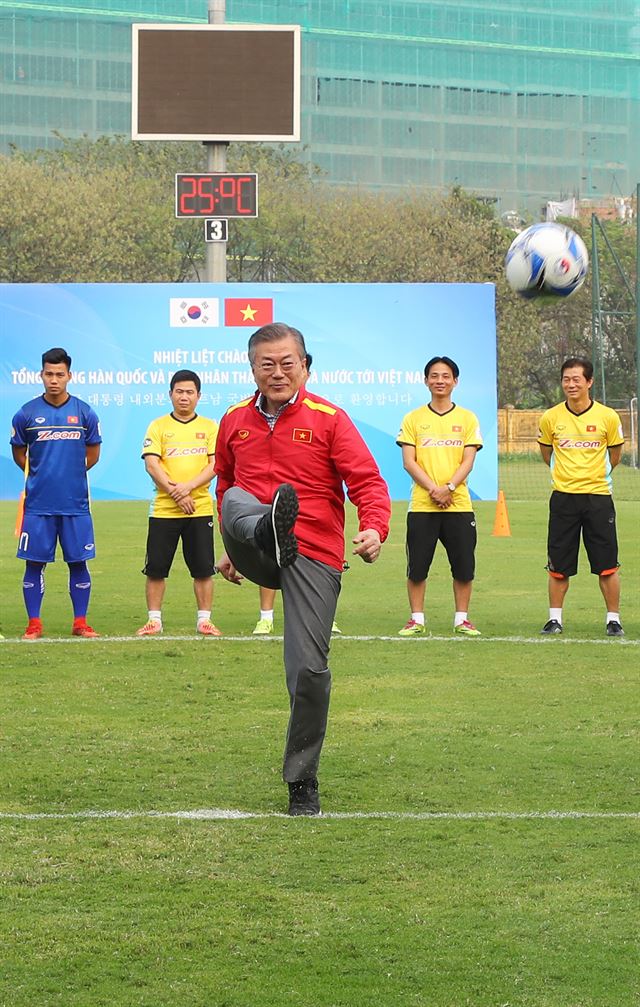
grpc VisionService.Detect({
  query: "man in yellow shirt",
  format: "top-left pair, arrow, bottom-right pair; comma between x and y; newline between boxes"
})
137,370 -> 220,636
538,357 -> 625,637
396,355 -> 483,636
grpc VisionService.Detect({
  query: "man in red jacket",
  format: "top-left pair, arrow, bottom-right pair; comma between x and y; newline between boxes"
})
215,322 -> 391,816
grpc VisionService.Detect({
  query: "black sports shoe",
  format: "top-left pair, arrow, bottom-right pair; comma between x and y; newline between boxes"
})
254,483 -> 299,568
541,619 -> 563,635
606,620 -> 624,637
287,778 -> 320,817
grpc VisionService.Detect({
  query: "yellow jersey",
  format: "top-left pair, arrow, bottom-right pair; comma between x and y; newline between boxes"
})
397,403 -> 483,513
537,400 -> 624,495
142,412 -> 218,517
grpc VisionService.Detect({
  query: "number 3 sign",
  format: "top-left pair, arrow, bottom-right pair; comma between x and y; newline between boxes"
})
204,219 -> 229,242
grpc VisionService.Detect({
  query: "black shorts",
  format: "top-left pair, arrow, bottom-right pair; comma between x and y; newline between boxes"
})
406,511 -> 477,583
142,516 -> 215,579
547,491 -> 619,577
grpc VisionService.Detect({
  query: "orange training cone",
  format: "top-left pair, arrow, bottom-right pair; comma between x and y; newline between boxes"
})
491,489 -> 511,537
14,491 -> 25,537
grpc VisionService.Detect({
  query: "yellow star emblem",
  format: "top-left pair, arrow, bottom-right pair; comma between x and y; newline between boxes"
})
241,303 -> 258,321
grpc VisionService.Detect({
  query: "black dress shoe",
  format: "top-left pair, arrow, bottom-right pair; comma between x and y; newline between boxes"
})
254,483 -> 299,568
287,778 -> 320,816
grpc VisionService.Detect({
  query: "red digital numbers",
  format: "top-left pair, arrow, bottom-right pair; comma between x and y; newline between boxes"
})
178,176 -> 212,215
175,173 -> 257,218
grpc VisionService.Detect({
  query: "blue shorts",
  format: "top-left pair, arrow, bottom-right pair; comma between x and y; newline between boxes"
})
17,513 -> 96,563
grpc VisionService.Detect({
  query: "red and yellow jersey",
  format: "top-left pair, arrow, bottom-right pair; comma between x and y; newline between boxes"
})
537,400 -> 624,495
142,412 -> 218,517
214,387 -> 391,571
397,403 -> 483,513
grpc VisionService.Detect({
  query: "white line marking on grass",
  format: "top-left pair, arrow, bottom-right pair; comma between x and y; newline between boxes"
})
1,634 -> 637,645
0,808 -> 638,822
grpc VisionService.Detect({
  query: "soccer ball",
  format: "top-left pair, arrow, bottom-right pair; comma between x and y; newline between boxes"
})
505,222 -> 589,300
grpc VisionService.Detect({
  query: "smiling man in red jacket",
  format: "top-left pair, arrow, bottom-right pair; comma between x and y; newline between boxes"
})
215,322 -> 391,816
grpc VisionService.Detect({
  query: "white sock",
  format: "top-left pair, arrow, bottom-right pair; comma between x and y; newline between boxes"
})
197,610 -> 211,626
549,608 -> 563,624
148,610 -> 162,624
454,611 -> 467,627
260,609 -> 274,622
411,612 -> 425,625
606,612 -> 620,624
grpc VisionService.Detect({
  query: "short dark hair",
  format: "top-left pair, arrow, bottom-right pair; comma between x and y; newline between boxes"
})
170,369 -> 201,393
424,355 -> 459,380
561,357 -> 593,381
248,322 -> 307,364
42,347 -> 71,370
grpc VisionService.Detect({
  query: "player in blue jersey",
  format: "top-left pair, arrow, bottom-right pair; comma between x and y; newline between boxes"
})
10,347 -> 102,640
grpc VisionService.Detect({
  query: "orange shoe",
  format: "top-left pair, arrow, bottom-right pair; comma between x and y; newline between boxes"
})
197,620 -> 222,637
136,619 -> 162,637
72,620 -> 100,638
22,618 -> 43,641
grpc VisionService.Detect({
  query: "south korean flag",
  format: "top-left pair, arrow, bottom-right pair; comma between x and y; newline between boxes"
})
169,298 -> 220,327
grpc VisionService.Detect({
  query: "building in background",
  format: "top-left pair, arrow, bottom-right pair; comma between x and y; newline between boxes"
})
1,0 -> 639,214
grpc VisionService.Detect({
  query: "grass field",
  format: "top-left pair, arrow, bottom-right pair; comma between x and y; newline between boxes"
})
1,482 -> 638,1006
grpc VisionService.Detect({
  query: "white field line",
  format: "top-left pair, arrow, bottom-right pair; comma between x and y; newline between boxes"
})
0,808 -> 638,822
1,634 -> 637,646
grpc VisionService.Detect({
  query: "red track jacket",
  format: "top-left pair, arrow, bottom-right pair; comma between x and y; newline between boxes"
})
215,387 -> 391,572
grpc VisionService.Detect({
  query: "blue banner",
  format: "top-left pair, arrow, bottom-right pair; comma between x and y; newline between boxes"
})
1,283 -> 497,501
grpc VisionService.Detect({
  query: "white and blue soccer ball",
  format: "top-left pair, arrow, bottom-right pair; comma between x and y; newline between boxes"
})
505,222 -> 589,300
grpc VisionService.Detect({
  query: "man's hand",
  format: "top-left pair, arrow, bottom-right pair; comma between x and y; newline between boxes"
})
177,494 -> 196,515
168,480 -> 192,503
352,529 -> 382,564
216,553 -> 244,585
166,480 -> 195,513
429,485 -> 452,509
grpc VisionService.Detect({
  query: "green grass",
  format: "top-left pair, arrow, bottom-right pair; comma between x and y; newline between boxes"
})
1,499 -> 638,1006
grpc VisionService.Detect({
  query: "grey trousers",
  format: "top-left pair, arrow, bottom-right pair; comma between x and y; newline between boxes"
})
221,487 -> 341,782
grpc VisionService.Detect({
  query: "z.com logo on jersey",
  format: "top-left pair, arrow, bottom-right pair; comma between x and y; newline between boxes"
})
36,430 -> 82,441
165,447 -> 207,457
558,438 -> 600,449
420,437 -> 464,447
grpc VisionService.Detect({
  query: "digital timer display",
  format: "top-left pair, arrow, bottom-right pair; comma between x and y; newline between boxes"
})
175,173 -> 258,218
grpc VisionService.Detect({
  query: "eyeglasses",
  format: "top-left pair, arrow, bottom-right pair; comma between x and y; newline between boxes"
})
253,358 -> 303,374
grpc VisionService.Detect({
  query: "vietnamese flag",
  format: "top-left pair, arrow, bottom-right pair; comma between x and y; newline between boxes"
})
293,428 -> 313,443
225,298 -> 273,327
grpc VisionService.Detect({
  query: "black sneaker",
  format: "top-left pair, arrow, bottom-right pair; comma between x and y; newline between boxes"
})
254,483 -> 299,568
541,619 -> 563,635
287,778 -> 320,817
606,620 -> 624,637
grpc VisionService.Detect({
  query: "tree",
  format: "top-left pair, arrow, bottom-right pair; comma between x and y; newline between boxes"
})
0,136 -> 203,282
0,136 -> 636,407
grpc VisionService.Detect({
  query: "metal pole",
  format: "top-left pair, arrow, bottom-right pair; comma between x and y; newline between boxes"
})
590,213 -> 604,401
636,182 -> 640,449
205,0 -> 227,282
